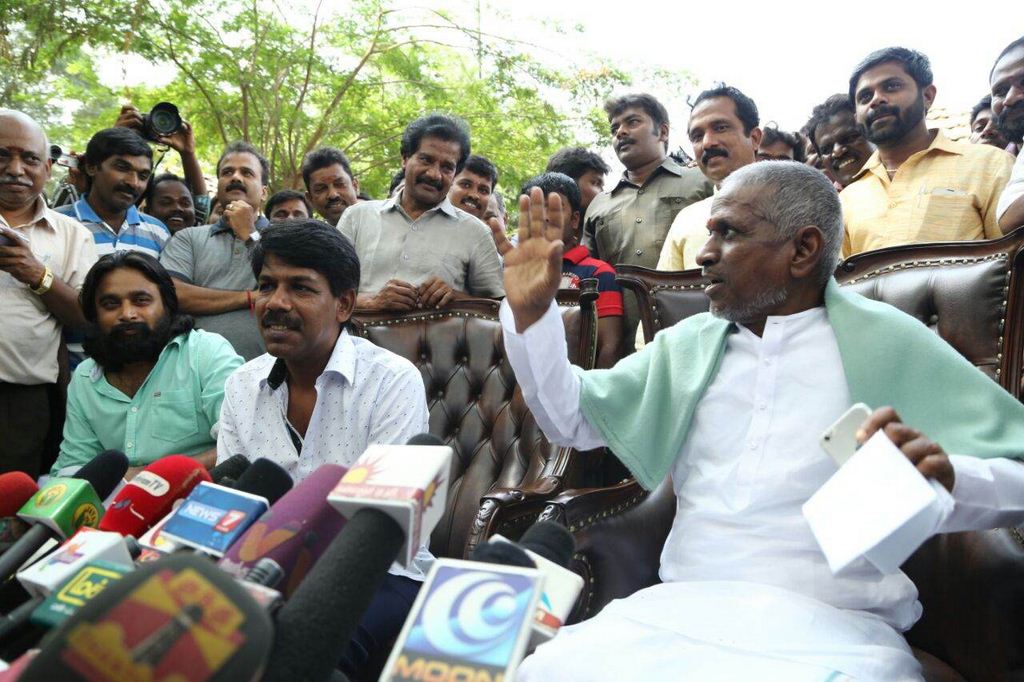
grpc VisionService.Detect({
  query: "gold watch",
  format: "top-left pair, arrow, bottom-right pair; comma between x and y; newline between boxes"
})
30,266 -> 54,295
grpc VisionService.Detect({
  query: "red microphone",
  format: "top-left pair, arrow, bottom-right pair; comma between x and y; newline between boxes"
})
0,472 -> 39,516
99,455 -> 211,538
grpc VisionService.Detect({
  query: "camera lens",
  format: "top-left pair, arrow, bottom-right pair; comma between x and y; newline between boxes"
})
148,102 -> 181,136
49,144 -> 64,162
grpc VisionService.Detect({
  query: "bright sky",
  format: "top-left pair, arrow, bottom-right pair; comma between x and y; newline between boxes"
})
98,0 -> 1021,162
478,0 -> 1022,155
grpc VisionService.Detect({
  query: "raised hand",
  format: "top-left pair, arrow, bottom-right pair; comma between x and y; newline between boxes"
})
502,187 -> 564,332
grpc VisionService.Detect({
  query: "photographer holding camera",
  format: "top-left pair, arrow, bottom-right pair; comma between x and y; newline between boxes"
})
115,103 -> 210,224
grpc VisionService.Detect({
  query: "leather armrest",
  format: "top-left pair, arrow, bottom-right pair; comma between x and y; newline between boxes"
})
464,477 -> 565,558
540,478 -> 676,623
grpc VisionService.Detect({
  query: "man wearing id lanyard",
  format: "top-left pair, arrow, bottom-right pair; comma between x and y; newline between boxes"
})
0,109 -> 98,477
160,141 -> 271,360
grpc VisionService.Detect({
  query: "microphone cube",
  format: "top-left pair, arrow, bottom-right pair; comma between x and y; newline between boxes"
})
159,482 -> 268,557
327,443 -> 453,569
18,530 -> 135,599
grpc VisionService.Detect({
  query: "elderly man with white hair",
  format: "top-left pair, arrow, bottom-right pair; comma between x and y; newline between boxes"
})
500,161 -> 1024,681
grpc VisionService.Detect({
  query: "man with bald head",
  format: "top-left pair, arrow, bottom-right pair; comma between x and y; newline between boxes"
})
500,161 -> 1024,679
0,109 -> 98,476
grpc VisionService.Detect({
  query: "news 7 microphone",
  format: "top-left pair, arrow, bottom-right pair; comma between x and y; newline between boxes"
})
98,455 -> 212,539
218,464 -> 347,597
0,472 -> 39,553
0,451 -> 128,583
260,435 -> 454,682
157,458 -> 292,557
18,553 -> 274,682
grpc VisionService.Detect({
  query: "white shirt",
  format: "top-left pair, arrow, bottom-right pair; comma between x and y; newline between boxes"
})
217,329 -> 433,579
0,200 -> 97,384
501,300 -> 1024,629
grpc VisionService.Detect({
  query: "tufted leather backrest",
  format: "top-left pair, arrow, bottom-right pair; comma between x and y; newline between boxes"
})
350,286 -> 598,560
620,227 -> 1024,399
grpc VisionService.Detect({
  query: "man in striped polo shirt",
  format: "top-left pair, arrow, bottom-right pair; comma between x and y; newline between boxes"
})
55,127 -> 169,259
55,127 -> 170,365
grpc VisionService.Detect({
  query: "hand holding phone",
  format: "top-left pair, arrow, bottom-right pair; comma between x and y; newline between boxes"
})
820,403 -> 872,467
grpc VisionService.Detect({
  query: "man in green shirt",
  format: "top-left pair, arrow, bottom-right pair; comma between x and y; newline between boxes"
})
53,252 -> 243,479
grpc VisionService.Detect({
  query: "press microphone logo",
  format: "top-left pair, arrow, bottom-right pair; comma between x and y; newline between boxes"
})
389,564 -> 539,682
73,503 -> 100,528
37,483 -> 68,507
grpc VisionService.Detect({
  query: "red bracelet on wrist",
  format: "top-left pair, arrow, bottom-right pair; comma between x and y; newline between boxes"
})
247,290 -> 254,312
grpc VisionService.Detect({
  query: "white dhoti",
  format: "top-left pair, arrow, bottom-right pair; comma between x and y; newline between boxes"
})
517,581 -> 922,682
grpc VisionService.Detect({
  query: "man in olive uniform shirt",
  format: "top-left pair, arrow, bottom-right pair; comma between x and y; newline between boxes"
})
583,93 -> 712,354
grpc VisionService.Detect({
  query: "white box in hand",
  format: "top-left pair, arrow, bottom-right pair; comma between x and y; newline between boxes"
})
328,443 -> 453,568
802,430 -> 954,575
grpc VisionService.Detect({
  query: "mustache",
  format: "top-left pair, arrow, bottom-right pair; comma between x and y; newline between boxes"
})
866,105 -> 900,126
115,183 -> 139,197
110,321 -> 151,338
261,311 -> 301,329
415,174 -> 443,191
0,176 -> 31,187
701,148 -> 728,165
226,181 -> 247,193
616,137 -> 636,151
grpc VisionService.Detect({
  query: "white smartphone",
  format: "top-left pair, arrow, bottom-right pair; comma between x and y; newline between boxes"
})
820,402 -> 872,468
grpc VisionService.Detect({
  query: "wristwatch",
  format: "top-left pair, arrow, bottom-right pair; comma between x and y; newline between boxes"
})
30,266 -> 54,295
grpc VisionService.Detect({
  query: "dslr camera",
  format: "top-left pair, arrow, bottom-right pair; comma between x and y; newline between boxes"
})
140,102 -> 183,143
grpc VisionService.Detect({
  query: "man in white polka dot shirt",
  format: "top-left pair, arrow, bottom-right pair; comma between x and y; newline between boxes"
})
215,219 -> 431,675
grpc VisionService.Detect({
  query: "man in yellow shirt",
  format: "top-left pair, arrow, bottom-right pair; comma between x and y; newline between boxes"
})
655,85 -> 762,272
842,47 -> 1014,257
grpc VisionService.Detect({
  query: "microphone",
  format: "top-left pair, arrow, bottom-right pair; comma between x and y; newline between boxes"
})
0,531 -> 140,643
487,522 -> 584,645
0,473 -> 38,555
0,472 -> 39,516
260,508 -> 405,682
18,553 -> 274,682
98,455 -> 212,538
264,437 -> 454,682
0,451 -> 128,583
208,454 -> 250,485
158,459 -> 293,557
218,464 -> 347,597
327,435 -> 453,568
381,557 -> 544,681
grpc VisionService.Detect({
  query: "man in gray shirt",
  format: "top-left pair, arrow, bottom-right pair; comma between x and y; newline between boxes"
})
339,114 -> 504,310
160,141 -> 270,360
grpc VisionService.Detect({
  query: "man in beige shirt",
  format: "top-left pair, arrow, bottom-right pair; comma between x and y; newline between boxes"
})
655,85 -> 763,273
0,109 -> 98,476
583,93 -> 712,354
842,47 -> 1014,256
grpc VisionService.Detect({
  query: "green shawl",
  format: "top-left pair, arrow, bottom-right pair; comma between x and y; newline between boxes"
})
576,278 -> 1024,490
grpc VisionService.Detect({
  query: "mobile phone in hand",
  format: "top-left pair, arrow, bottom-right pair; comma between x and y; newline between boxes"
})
820,402 -> 872,468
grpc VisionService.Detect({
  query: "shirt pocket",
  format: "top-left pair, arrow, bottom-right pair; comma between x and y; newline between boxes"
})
150,389 -> 200,443
912,190 -> 976,241
655,195 -> 688,230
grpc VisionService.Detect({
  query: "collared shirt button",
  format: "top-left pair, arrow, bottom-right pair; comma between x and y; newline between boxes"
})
635,249 -> 643,256
637,188 -> 645,195
763,357 -> 772,365
758,402 -> 767,411
131,406 -> 138,413
635,217 -> 643,223
403,254 -> 410,260
748,441 -> 757,450
888,203 -> 897,209
126,441 -> 134,449
675,198 -> 683,204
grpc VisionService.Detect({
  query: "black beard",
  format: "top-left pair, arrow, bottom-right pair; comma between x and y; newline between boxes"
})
83,315 -> 175,372
995,102 -> 1024,144
866,94 -> 926,146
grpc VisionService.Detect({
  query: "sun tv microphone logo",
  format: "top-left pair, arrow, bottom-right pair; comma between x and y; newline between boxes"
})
386,561 -> 542,682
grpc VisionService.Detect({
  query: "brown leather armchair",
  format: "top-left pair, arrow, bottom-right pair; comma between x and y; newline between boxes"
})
349,283 -> 599,561
546,228 -> 1024,681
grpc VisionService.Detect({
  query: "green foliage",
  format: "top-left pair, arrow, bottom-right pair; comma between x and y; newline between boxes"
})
3,0 -> 695,207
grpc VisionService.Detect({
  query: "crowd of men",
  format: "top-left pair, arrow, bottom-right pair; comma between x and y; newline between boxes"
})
1,38 -> 1024,679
